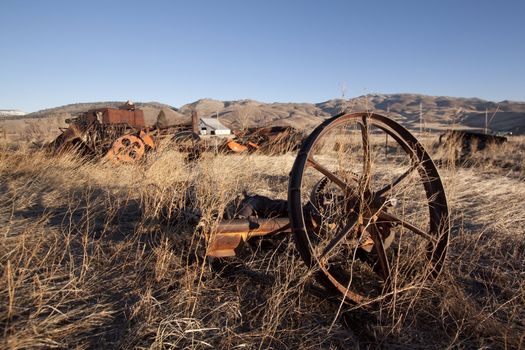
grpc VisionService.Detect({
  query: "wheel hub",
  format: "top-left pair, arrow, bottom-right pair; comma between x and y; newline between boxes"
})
310,178 -> 394,252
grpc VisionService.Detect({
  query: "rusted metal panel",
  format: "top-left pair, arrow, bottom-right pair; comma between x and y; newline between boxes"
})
102,109 -> 145,127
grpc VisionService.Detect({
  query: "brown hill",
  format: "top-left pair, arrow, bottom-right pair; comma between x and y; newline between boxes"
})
177,94 -> 525,133
19,94 -> 525,134
184,99 -> 327,130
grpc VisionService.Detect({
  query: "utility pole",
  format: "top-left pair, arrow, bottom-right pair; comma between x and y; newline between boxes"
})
0,120 -> 5,141
484,107 -> 488,134
419,102 -> 423,135
191,110 -> 200,135
385,105 -> 389,159
340,81 -> 347,99
340,82 -> 348,113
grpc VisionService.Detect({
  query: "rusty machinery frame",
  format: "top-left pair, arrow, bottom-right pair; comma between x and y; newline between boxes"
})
208,112 -> 450,305
49,106 -> 303,163
48,107 -> 201,162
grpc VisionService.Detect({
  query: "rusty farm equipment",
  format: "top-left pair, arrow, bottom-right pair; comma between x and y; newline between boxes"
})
203,112 -> 450,305
226,126 -> 305,155
48,109 -> 450,305
48,104 -> 305,163
437,129 -> 508,162
47,104 -> 203,163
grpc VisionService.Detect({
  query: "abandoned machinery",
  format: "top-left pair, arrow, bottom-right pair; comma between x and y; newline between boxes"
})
47,104 -> 304,162
49,108 -> 450,305
204,112 -> 450,305
438,129 -> 508,161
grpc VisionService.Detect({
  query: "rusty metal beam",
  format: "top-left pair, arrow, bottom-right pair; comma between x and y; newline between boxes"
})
206,218 -> 290,257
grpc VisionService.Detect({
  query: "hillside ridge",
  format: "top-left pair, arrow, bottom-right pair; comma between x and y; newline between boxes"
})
9,93 -> 525,133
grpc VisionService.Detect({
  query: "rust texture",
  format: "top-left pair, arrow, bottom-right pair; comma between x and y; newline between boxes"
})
47,107 -> 451,305
207,218 -> 290,257
101,109 -> 145,127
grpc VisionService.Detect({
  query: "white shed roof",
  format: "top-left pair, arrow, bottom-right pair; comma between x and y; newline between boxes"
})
200,117 -> 230,131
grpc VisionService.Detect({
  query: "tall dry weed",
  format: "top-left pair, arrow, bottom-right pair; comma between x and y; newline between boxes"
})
0,134 -> 524,348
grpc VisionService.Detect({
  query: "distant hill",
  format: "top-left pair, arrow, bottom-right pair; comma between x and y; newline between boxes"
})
0,109 -> 26,118
346,94 -> 525,134
179,98 -> 326,130
177,94 -> 525,133
15,94 -> 525,134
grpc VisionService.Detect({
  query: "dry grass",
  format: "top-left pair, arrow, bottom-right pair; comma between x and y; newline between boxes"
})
1,133 -> 524,349
1,116 -> 68,148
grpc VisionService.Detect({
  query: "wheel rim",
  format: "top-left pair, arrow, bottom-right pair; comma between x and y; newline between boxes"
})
107,134 -> 145,163
288,112 -> 449,304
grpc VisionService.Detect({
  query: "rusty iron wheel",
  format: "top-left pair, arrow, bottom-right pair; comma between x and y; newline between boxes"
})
107,134 -> 145,163
288,112 -> 449,305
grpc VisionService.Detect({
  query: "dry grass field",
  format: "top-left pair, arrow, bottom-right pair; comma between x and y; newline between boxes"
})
1,130 -> 524,349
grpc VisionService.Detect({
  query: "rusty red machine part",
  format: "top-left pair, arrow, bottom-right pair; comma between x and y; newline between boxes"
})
206,112 -> 450,305
207,218 -> 290,257
105,134 -> 145,163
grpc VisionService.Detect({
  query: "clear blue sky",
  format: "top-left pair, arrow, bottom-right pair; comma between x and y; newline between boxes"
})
1,0 -> 524,112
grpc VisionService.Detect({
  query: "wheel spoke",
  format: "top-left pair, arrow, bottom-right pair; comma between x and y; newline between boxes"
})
377,211 -> 438,245
359,116 -> 372,190
376,159 -> 423,197
369,223 -> 391,281
307,157 -> 356,192
318,212 -> 359,261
